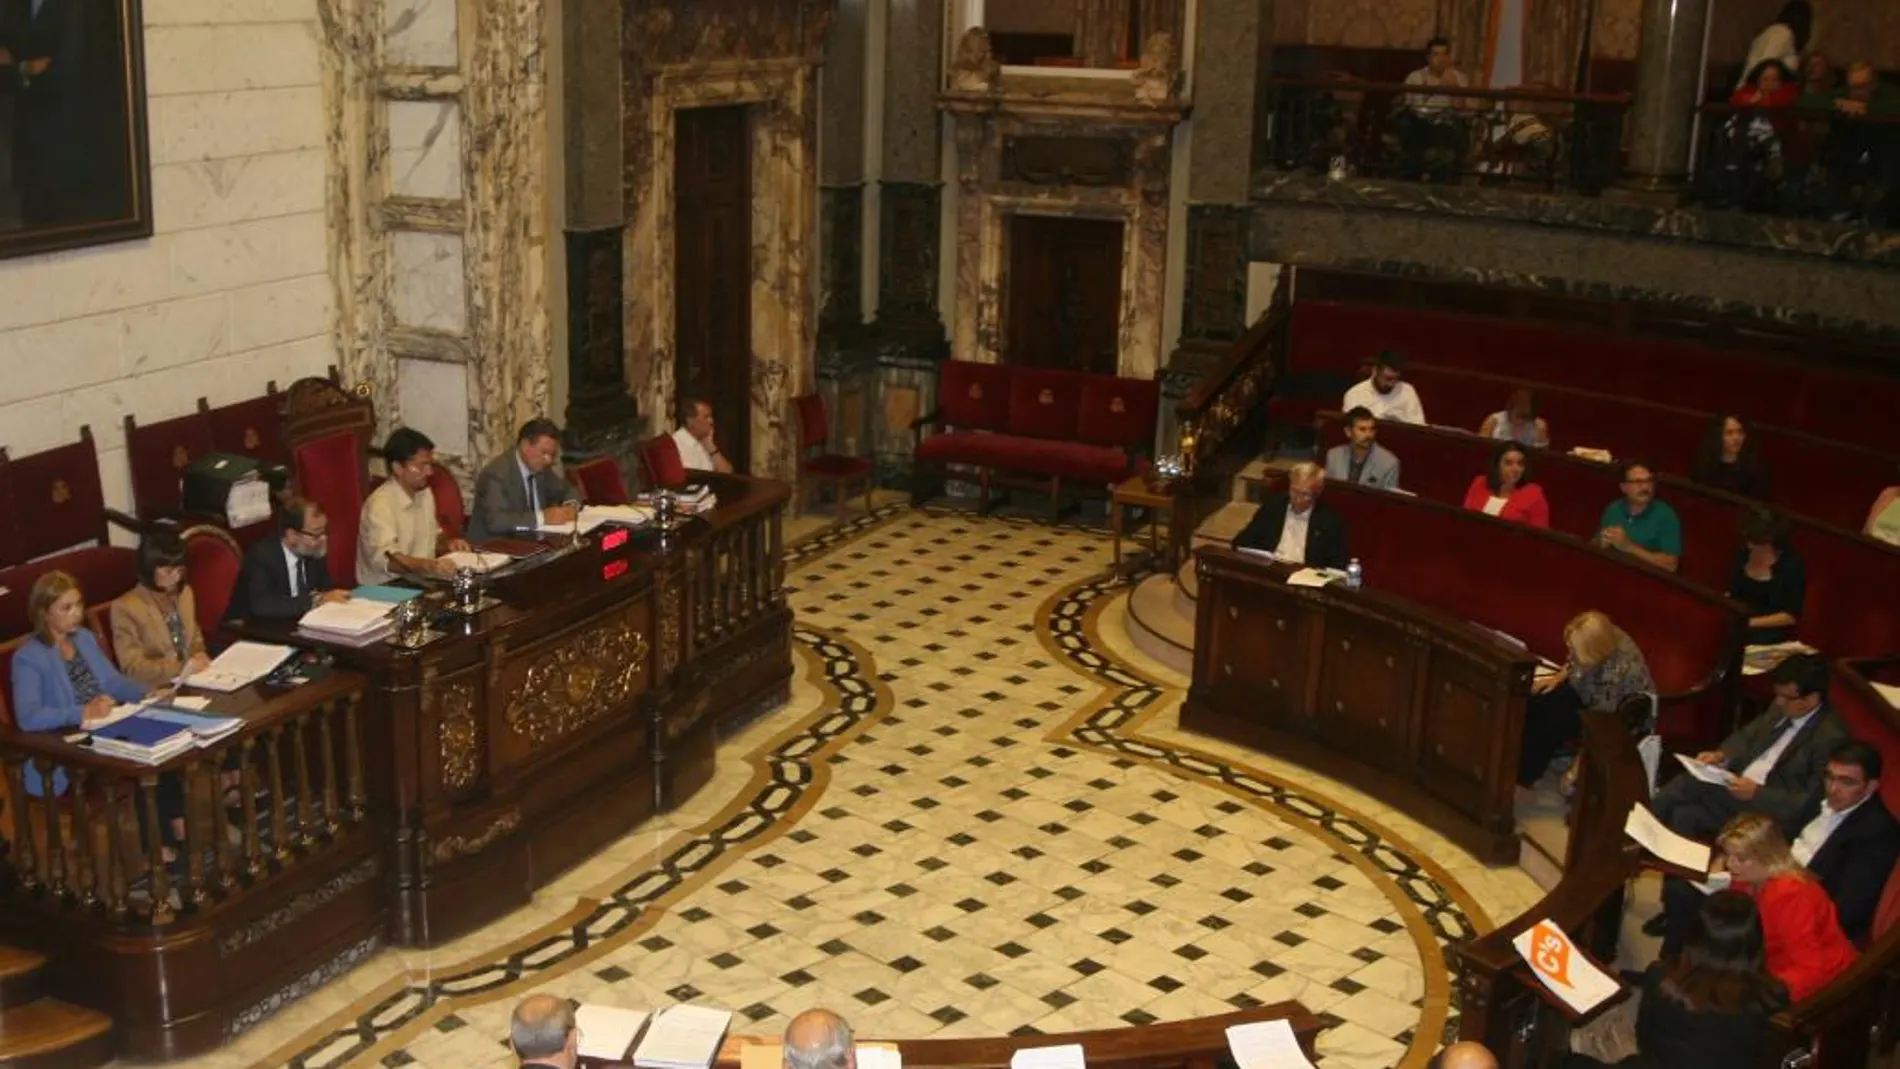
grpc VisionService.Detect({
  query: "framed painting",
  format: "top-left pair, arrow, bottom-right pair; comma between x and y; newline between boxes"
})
0,0 -> 152,259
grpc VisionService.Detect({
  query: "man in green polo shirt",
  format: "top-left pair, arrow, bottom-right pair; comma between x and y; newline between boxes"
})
1596,460 -> 1682,572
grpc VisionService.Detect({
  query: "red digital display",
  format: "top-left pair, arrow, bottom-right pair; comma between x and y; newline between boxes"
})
601,559 -> 629,581
601,528 -> 630,551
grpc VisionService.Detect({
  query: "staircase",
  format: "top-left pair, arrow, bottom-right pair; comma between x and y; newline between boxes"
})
0,945 -> 113,1069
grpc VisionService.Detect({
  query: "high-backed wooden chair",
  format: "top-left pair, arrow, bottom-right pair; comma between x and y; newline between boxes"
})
179,525 -> 243,642
201,385 -> 285,468
569,456 -> 630,505
428,467 -> 468,541
0,427 -> 112,567
636,434 -> 687,492
0,548 -> 140,641
124,411 -> 218,522
281,376 -> 376,591
792,393 -> 875,519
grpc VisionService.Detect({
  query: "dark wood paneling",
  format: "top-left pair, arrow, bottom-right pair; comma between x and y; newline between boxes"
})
1005,215 -> 1123,374
675,105 -> 753,471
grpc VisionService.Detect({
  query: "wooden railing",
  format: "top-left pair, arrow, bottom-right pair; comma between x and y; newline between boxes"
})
1259,78 -> 1631,194
687,475 -> 789,653
1,672 -> 369,927
1692,104 -> 1900,227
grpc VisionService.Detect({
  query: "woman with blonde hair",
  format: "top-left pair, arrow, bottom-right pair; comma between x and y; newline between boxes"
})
1716,812 -> 1857,1002
1517,610 -> 1653,788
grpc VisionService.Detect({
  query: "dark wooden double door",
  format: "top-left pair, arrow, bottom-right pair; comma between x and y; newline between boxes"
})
1004,214 -> 1124,374
674,105 -> 751,471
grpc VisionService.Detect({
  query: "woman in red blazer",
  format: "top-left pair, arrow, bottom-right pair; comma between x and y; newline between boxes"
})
1462,442 -> 1550,528
1717,812 -> 1858,1003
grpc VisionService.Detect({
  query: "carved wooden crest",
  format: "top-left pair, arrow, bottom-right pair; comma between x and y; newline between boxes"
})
172,445 -> 190,469
1038,388 -> 1055,405
243,427 -> 261,451
51,479 -> 70,505
1109,396 -> 1127,414
968,383 -> 984,400
436,682 -> 481,791
504,612 -> 649,746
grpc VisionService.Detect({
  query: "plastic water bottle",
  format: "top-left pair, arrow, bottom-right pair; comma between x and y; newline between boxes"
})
1345,558 -> 1363,590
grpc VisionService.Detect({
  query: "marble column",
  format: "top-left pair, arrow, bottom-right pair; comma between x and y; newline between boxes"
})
1621,0 -> 1714,191
875,0 -> 947,358
818,0 -> 868,362
561,0 -> 639,453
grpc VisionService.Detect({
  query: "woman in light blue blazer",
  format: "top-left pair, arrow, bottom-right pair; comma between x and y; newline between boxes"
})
10,570 -> 154,797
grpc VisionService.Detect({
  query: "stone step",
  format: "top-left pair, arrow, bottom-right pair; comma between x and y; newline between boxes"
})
0,998 -> 113,1069
1125,572 -> 1194,675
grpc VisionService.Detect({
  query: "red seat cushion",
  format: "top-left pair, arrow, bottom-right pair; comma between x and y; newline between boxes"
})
1006,369 -> 1086,441
428,466 -> 468,538
570,457 -> 630,505
639,435 -> 687,491
1077,377 -> 1160,448
938,362 -> 1014,431
183,529 -> 243,638
0,547 -> 139,641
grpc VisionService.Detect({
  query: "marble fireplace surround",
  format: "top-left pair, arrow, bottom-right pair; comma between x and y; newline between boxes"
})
944,105 -> 1181,381
626,57 -> 819,482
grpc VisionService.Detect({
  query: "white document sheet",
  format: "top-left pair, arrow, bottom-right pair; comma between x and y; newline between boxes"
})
575,1004 -> 650,1061
632,1005 -> 732,1069
186,641 -> 294,692
740,1044 -> 899,1069
1512,918 -> 1621,1015
299,599 -> 395,635
1692,870 -> 1735,896
1873,682 -> 1900,708
1010,1045 -> 1086,1069
1285,568 -> 1340,588
1673,753 -> 1739,786
1225,1019 -> 1317,1069
1624,802 -> 1712,873
442,551 -> 513,572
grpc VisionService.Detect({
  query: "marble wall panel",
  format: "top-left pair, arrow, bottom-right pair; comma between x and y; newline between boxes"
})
387,99 -> 464,200
385,0 -> 459,67
1306,0 -> 1434,48
391,230 -> 468,332
398,356 -> 472,456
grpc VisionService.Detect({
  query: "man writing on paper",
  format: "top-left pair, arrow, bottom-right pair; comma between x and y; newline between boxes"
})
1653,739 -> 1899,948
470,418 -> 578,541
358,428 -> 472,584
227,497 -> 351,622
784,1009 -> 854,1069
510,994 -> 578,1069
1650,654 -> 1844,842
1233,462 -> 1350,569
673,397 -> 736,474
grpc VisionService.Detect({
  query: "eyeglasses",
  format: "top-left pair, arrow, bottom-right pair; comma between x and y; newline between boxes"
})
297,528 -> 330,539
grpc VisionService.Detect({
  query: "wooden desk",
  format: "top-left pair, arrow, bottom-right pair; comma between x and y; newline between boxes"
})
1109,475 -> 1175,573
0,474 -> 792,1059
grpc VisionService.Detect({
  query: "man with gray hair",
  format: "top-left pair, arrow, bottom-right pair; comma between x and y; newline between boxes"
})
783,1008 -> 855,1069
510,994 -> 579,1069
1233,461 -> 1351,569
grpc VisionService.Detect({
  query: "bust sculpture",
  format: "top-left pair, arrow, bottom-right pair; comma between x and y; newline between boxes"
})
949,27 -> 1000,93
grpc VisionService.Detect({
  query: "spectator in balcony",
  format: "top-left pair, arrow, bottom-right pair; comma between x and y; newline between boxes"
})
1727,506 -> 1806,645
1323,406 -> 1401,490
1517,610 -> 1653,789
1801,60 -> 1900,117
1691,413 -> 1771,500
1715,811 -> 1858,1003
1731,60 -> 1799,110
1866,475 -> 1900,545
1398,37 -> 1470,182
1341,350 -> 1426,425
1802,61 -> 1900,225
1576,893 -> 1787,1069
1735,2 -> 1810,91
1595,460 -> 1682,572
1477,388 -> 1549,448
1463,442 -> 1550,528
1802,53 -> 1837,98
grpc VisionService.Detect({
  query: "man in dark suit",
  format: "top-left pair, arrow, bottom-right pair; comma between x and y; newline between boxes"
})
468,418 -> 578,542
1652,653 -> 1847,841
1656,739 -> 1899,949
226,497 -> 349,622
1233,461 -> 1350,570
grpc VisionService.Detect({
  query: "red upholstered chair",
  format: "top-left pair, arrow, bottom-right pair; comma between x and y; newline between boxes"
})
202,387 -> 286,468
124,410 -> 217,521
85,602 -> 117,667
792,393 -> 875,519
0,547 -> 140,641
0,427 -> 111,566
570,456 -> 630,505
292,432 -> 366,590
180,525 -> 243,642
428,467 -> 467,540
637,434 -> 688,492
0,635 -> 26,730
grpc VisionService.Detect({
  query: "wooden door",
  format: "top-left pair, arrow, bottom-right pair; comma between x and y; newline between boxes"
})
673,105 -> 752,472
1004,215 -> 1122,374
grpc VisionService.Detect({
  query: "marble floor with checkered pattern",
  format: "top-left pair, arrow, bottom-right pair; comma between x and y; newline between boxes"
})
131,504 -> 1542,1069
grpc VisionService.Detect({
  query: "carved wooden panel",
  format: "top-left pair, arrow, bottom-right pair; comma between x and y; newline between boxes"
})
1000,136 -> 1132,187
1417,655 -> 1518,822
1205,584 -> 1310,729
434,680 -> 483,793
1314,613 -> 1419,772
500,604 -> 651,749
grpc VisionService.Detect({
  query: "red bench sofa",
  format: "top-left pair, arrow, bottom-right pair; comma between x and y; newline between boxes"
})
912,361 -> 1159,514
1314,414 -> 1900,661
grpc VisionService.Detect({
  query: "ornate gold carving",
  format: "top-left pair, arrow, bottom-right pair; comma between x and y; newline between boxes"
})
1038,388 -> 1054,405
967,383 -> 983,400
437,682 -> 480,791
430,809 -> 521,864
243,427 -> 262,451
504,613 -> 649,745
171,445 -> 190,469
51,479 -> 70,504
658,581 -> 682,677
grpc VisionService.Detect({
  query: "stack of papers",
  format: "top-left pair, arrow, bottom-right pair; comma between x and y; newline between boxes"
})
632,1005 -> 732,1069
1673,753 -> 1738,786
1225,1019 -> 1317,1069
90,713 -> 197,764
141,707 -> 244,747
1010,1045 -> 1086,1069
186,642 -> 294,692
297,600 -> 396,645
1743,641 -> 1818,676
1624,802 -> 1711,873
1286,567 -> 1343,588
1512,918 -> 1621,1015
443,550 -> 513,572
1569,447 -> 1613,463
575,1005 -> 651,1062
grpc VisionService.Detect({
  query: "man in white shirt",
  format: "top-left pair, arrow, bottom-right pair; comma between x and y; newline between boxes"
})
671,397 -> 735,474
1398,38 -> 1472,181
1341,351 -> 1426,425
358,427 -> 471,585
1656,739 -> 1900,948
1652,653 -> 1846,840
